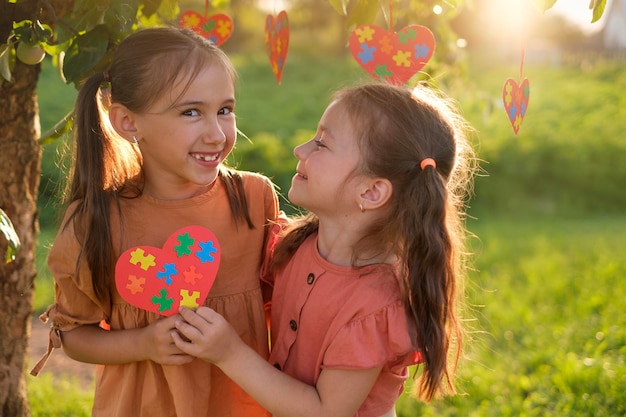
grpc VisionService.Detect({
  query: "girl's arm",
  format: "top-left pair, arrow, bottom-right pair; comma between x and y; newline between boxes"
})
61,314 -> 194,365
173,306 -> 382,417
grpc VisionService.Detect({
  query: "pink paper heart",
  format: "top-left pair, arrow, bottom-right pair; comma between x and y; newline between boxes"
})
265,11 -> 290,84
179,10 -> 233,46
349,24 -> 436,85
502,78 -> 530,135
115,226 -> 221,316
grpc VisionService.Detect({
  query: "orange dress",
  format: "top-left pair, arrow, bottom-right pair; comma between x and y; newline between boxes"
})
44,172 -> 277,417
267,234 -> 422,417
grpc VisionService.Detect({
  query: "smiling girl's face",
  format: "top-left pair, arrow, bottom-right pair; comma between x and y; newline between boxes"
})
131,63 -> 236,200
289,99 -> 366,218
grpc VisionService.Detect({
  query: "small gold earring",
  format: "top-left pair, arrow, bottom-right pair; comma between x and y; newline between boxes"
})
132,135 -> 138,145
359,203 -> 365,213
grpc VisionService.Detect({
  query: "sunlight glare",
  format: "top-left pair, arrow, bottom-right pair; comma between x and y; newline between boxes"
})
482,0 -> 538,42
433,4 -> 443,15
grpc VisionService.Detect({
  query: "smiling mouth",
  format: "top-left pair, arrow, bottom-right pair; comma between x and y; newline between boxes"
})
191,153 -> 220,162
296,172 -> 308,180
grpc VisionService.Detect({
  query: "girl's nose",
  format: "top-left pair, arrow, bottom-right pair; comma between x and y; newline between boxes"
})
203,119 -> 226,144
293,139 -> 313,160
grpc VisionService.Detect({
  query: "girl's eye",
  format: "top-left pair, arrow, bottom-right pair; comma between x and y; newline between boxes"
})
182,109 -> 200,117
314,139 -> 326,148
219,107 -> 234,115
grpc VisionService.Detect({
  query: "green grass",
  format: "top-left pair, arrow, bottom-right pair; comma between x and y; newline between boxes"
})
395,215 -> 626,416
31,50 -> 626,415
27,374 -> 93,417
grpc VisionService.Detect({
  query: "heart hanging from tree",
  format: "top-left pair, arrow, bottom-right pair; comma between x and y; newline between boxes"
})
349,24 -> 435,85
115,226 -> 221,316
264,11 -> 290,84
502,78 -> 530,135
179,10 -> 233,46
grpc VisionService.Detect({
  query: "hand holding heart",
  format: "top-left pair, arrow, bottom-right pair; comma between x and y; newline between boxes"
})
173,306 -> 242,366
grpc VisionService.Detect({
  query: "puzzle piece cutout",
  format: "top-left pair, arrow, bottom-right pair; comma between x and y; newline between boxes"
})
183,265 -> 203,285
175,232 -> 195,257
129,248 -> 156,271
126,275 -> 146,295
156,263 -> 178,285
151,288 -> 174,313
197,240 -> 218,263
180,290 -> 201,309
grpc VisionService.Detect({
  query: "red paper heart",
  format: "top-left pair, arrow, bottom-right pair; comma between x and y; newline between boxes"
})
115,226 -> 221,316
349,24 -> 435,85
179,10 -> 233,46
265,11 -> 290,84
502,78 -> 530,135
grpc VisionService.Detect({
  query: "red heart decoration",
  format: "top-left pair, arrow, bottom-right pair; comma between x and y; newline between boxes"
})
179,10 -> 233,46
349,24 -> 436,85
265,11 -> 290,84
115,226 -> 221,316
502,78 -> 530,135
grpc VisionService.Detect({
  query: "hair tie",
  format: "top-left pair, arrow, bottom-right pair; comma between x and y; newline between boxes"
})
420,158 -> 436,170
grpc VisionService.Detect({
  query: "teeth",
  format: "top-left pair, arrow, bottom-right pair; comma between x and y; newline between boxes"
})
192,154 -> 219,162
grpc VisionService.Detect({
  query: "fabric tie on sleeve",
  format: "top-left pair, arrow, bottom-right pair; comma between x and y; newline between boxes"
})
30,306 -> 62,376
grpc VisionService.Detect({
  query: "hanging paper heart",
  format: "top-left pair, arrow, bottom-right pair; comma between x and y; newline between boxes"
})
264,11 -> 290,84
349,24 -> 436,85
179,10 -> 233,46
502,78 -> 530,135
115,226 -> 221,316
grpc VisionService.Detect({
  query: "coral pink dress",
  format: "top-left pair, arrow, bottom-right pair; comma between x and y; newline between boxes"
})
267,233 -> 422,417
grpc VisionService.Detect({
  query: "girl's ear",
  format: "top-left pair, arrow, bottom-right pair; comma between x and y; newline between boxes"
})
108,103 -> 138,143
359,178 -> 393,211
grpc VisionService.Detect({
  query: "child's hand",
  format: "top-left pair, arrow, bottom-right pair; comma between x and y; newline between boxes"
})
143,314 -> 195,365
173,306 -> 243,365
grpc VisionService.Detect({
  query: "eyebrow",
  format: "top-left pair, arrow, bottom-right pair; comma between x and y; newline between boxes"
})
174,97 -> 236,107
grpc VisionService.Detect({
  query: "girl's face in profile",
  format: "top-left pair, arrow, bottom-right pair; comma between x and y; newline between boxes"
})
289,100 -> 366,218
132,63 -> 236,200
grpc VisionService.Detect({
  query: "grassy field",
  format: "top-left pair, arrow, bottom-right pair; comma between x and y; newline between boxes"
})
28,50 -> 626,416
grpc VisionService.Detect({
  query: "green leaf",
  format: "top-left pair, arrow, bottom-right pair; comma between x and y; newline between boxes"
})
139,0 -> 179,25
141,0 -> 163,17
0,42 -> 15,82
62,25 -> 110,84
53,0 -> 109,45
590,0 -> 607,23
105,0 -> 140,39
39,110 -> 74,145
0,208 -> 21,264
12,20 -> 35,43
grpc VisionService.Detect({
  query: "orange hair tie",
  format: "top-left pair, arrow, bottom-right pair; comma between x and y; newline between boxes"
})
420,158 -> 436,170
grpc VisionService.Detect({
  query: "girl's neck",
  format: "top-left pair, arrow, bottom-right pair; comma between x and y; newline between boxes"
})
143,179 -> 216,201
316,219 -> 395,268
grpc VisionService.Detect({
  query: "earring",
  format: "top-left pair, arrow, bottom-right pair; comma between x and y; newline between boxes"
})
132,135 -> 138,145
359,203 -> 365,213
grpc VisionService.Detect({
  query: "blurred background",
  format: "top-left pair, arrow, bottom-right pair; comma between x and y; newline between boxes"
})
31,0 -> 626,416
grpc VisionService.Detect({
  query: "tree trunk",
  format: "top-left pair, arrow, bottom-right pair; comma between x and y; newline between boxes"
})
0,1 -> 42,416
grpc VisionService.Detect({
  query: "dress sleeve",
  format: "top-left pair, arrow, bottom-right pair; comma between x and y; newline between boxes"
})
30,212 -> 110,376
322,301 -> 422,370
46,214 -> 110,332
